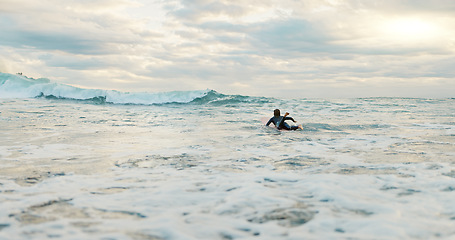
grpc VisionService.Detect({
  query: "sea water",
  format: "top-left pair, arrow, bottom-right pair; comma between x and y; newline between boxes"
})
0,73 -> 454,239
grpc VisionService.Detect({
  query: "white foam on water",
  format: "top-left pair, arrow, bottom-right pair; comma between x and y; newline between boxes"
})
0,73 -> 210,104
1,162 -> 454,239
1,91 -> 455,239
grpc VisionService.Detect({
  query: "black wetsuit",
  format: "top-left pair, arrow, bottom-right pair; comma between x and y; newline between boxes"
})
266,116 -> 299,130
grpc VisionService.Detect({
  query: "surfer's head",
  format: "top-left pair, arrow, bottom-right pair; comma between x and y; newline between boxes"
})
274,109 -> 280,117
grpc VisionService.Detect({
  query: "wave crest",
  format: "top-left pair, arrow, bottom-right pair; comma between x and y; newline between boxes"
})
0,73 -> 215,105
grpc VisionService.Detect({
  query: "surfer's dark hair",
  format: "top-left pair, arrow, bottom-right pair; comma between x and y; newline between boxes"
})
274,109 -> 280,117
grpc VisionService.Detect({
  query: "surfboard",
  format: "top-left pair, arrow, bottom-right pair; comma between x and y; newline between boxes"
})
261,117 -> 303,131
260,117 -> 270,125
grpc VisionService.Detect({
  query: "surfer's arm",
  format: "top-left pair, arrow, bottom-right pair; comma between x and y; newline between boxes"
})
265,118 -> 274,126
284,117 -> 296,123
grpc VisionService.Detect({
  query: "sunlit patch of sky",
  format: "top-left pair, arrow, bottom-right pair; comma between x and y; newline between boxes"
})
0,0 -> 454,98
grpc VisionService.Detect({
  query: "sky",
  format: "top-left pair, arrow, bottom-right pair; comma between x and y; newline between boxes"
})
1,0 -> 454,98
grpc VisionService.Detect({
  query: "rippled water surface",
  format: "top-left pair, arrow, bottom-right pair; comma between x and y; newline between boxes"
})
1,97 -> 454,239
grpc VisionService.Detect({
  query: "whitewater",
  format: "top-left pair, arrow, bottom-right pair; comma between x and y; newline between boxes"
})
0,73 -> 454,239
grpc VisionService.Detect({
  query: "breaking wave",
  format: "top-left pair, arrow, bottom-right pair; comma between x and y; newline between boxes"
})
0,73 -> 259,105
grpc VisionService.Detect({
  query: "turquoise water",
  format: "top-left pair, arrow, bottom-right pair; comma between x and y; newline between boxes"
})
1,73 -> 455,239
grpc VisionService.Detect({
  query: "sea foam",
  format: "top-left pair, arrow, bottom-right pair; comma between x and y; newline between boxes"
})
1,73 -> 454,239
0,73 -> 210,104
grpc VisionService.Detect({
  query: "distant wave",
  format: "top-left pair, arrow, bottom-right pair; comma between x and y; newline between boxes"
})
0,73 -> 223,105
0,73 -> 272,105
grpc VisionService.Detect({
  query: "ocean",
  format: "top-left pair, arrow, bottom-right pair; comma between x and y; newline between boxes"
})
1,73 -> 454,239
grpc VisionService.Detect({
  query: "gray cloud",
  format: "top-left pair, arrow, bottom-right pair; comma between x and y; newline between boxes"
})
0,0 -> 454,98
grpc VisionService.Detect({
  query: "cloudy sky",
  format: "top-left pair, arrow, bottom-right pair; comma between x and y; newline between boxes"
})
1,0 -> 454,98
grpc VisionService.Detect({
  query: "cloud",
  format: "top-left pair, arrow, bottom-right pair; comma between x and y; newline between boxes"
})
172,0 -> 249,22
0,0 -> 454,98
0,0 -> 154,54
247,19 -> 333,57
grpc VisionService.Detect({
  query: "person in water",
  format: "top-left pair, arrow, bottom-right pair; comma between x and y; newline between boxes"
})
266,109 -> 303,130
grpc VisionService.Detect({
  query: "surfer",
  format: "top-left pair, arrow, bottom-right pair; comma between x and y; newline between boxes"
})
266,109 -> 303,130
